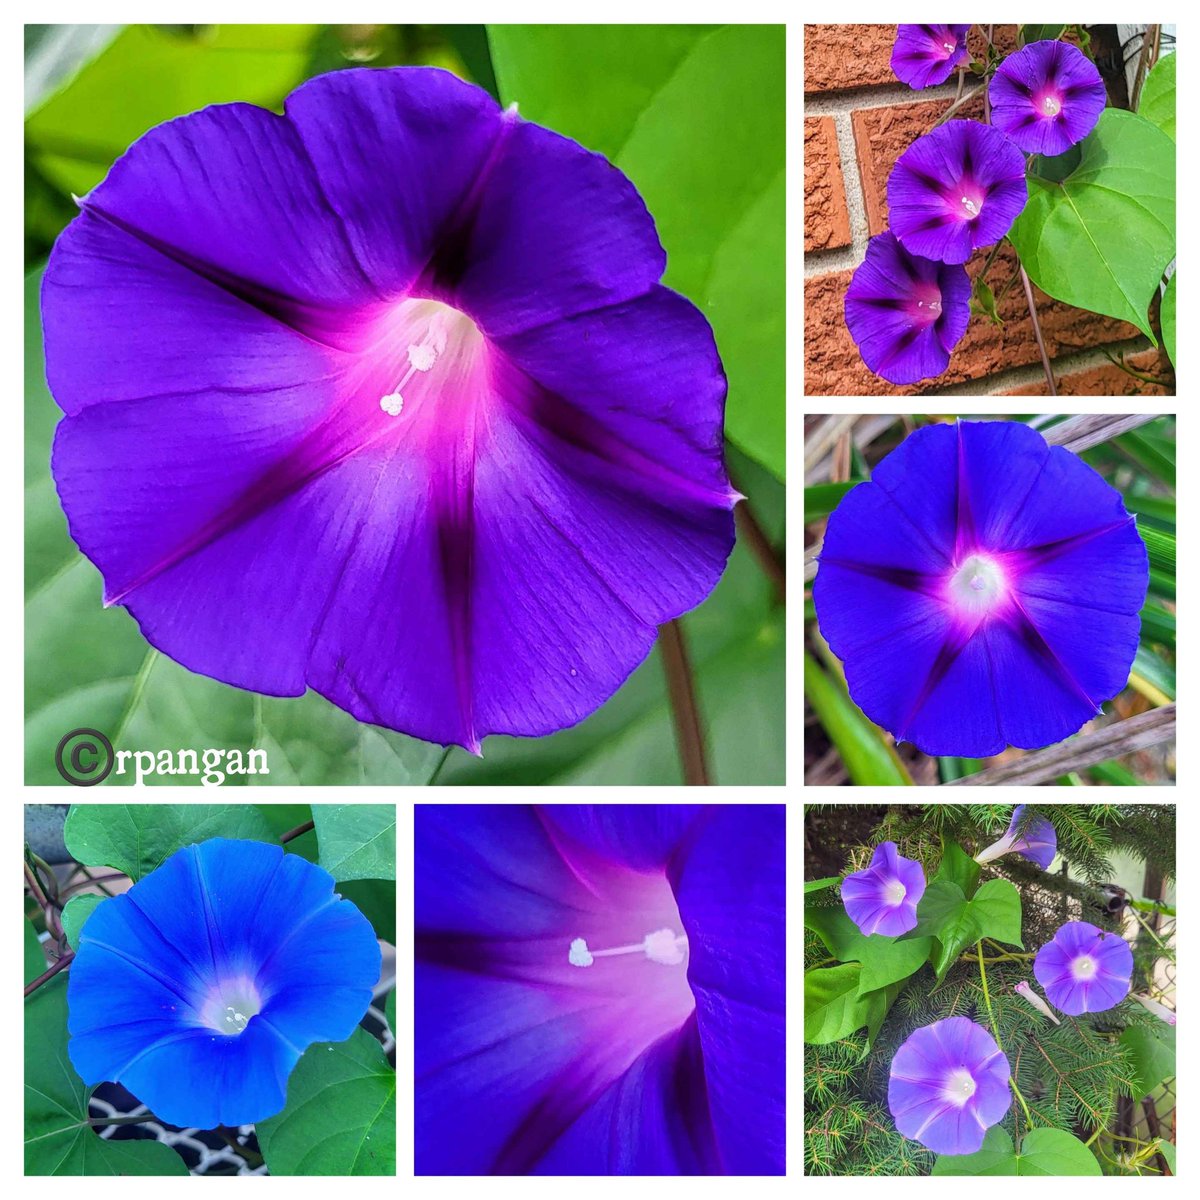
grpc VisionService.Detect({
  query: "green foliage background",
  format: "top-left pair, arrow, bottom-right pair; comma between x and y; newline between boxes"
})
24,24 -> 785,786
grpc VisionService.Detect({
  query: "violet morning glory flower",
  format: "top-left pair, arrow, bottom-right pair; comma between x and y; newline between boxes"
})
888,1017 -> 1011,1155
990,40 -> 1107,156
813,420 -> 1148,757
975,805 -> 1057,869
888,120 -> 1028,264
891,25 -> 972,90
1034,920 -> 1133,1015
844,231 -> 971,385
841,841 -> 926,936
43,67 -> 737,754
66,838 -> 381,1128
415,804 -> 784,1174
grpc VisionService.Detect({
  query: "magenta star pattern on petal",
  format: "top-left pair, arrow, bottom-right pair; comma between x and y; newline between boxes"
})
43,67 -> 738,753
891,25 -> 972,90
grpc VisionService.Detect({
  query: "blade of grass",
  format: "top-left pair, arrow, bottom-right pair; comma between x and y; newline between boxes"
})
1087,760 -> 1140,785
1139,602 -> 1176,647
1114,431 -> 1176,488
805,481 -> 854,524
804,651 -> 913,786
938,756 -> 983,782
1148,566 -> 1175,601
1131,645 -> 1175,703
1125,494 -> 1175,530
1139,526 -> 1175,577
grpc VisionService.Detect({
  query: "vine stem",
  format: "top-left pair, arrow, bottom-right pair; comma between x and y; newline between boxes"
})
279,819 -> 315,845
934,83 -> 988,126
25,859 -> 63,942
1020,266 -> 1058,395
659,619 -> 711,785
735,499 -> 785,604
25,949 -> 75,997
976,940 -> 1035,1133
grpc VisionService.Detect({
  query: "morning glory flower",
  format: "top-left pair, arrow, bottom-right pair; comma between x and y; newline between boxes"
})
888,120 -> 1028,264
888,1017 -> 1011,1155
1014,980 -> 1061,1024
975,805 -> 1057,869
814,420 -> 1148,757
841,841 -> 926,936
66,838 -> 381,1128
415,804 -> 784,1174
989,40 -> 1107,156
844,231 -> 971,384
43,67 -> 737,753
1131,993 -> 1176,1026
1034,921 -> 1133,1015
891,25 -> 972,90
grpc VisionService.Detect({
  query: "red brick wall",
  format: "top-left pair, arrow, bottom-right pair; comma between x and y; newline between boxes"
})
803,24 -> 1173,396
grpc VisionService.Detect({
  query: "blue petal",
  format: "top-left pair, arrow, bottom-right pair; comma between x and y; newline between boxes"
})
672,806 -> 785,1174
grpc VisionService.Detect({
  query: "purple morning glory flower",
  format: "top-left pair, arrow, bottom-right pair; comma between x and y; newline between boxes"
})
42,67 -> 737,754
813,420 -> 1148,757
888,120 -> 1028,264
844,231 -> 971,385
975,805 -> 1057,869
841,841 -> 926,936
1034,920 -> 1133,1015
66,838 -> 381,1128
415,804 -> 784,1174
989,40 -> 1107,156
891,25 -> 972,90
888,1017 -> 1011,1155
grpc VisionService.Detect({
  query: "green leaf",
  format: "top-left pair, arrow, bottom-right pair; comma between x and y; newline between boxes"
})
1008,110 -> 1175,343
1139,601 -> 1176,647
26,26 -> 318,198
25,977 -> 187,1175
1132,644 -> 1176,700
64,803 -> 274,880
804,964 -> 870,1044
934,840 -> 981,899
804,652 -> 913,785
862,979 -> 904,1048
1159,1140 -> 1176,1174
1120,1023 -> 1175,1096
803,904 -> 930,992
257,1027 -> 395,1175
1116,432 -> 1175,489
311,805 -> 396,882
1124,493 -> 1175,531
804,481 -> 853,523
1161,272 -> 1175,367
489,24 -> 785,478
933,1127 -> 1100,1176
24,269 -> 447,787
1138,51 -> 1175,142
1019,26 -> 1067,47
384,988 -> 396,1037
804,876 -> 841,894
24,918 -> 45,985
907,878 -> 1022,980
60,894 -> 104,950
338,879 -> 396,945
257,804 -> 317,860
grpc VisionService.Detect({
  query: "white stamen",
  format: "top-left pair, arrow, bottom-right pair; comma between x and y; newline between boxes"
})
567,929 -> 688,968
408,343 -> 437,372
1071,954 -> 1098,980
961,196 -> 980,216
943,41 -> 956,52
948,554 -> 1004,616
380,392 -> 404,417
884,879 -> 908,907
942,1067 -> 977,1106
1042,96 -> 1061,115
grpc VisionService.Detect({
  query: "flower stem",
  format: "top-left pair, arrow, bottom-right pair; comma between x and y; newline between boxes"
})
24,858 -> 63,942
976,939 -> 1035,1134
659,619 -> 711,785
934,83 -> 988,126
735,499 -> 786,605
1019,266 -> 1058,396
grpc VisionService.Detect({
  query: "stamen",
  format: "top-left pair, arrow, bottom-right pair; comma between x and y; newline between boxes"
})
379,393 -> 404,417
943,41 -> 956,52
379,314 -> 450,417
961,196 -> 980,217
567,928 -> 688,968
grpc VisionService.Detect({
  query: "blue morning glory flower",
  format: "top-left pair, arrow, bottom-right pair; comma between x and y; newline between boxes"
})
415,804 -> 784,1175
66,838 -> 381,1129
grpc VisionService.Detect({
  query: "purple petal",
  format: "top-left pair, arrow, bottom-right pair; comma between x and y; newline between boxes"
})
1035,921 -> 1133,1014
841,842 -> 926,936
845,231 -> 971,384
888,121 -> 1028,264
891,25 -> 972,90
990,41 -> 1107,155
1001,806 -> 1058,869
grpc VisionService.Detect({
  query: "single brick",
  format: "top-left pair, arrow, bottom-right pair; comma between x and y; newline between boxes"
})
804,117 -> 852,252
851,94 -> 985,236
1002,349 -> 1175,396
804,244 -> 1145,396
804,24 -> 898,94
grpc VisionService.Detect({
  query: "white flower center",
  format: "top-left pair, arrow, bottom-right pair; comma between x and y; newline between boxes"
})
568,928 -> 688,968
948,554 -> 1005,617
884,879 -> 908,907
376,300 -> 481,418
943,41 -> 956,53
1071,954 -> 1098,980
961,196 -> 981,217
200,978 -> 263,1037
942,1067 -> 977,1106
1042,95 -> 1062,116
